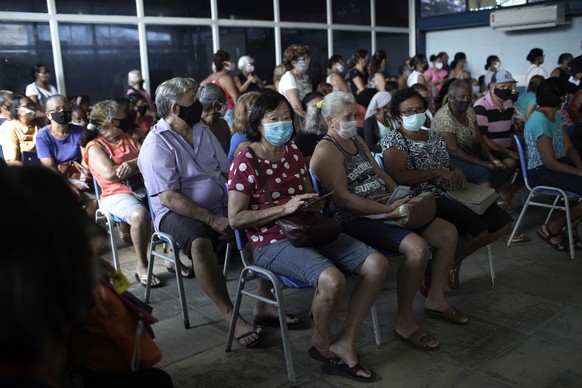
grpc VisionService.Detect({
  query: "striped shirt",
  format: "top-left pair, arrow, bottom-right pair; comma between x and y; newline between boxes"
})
473,92 -> 515,149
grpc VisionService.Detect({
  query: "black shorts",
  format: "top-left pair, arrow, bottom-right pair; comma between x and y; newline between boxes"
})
435,196 -> 512,237
159,211 -> 219,258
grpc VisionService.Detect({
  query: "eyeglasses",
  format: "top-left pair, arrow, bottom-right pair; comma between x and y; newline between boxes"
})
38,71 -> 50,74
399,107 -> 426,117
47,107 -> 71,114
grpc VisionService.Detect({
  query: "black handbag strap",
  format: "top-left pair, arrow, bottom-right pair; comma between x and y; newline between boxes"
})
245,147 -> 276,208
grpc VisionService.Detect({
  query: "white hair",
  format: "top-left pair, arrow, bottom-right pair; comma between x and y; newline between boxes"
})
128,69 -> 142,85
237,55 -> 254,71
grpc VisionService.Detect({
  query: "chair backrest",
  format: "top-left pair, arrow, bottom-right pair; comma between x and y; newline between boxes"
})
308,169 -> 332,215
22,151 -> 41,166
514,135 -> 532,191
92,176 -> 103,204
374,154 -> 385,171
0,144 -> 4,160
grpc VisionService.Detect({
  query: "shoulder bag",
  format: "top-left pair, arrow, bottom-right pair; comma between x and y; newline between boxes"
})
445,183 -> 498,215
245,147 -> 341,247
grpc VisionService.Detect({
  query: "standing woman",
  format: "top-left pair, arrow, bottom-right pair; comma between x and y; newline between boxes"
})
201,50 -> 239,128
80,100 -> 159,287
347,49 -> 369,96
484,55 -> 501,87
448,52 -> 470,80
550,53 -> 575,95
278,44 -> 313,125
525,48 -> 548,86
407,55 -> 428,87
367,50 -> 387,92
424,54 -> 448,96
326,54 -> 349,92
234,55 -> 264,94
25,63 -> 58,111
127,69 -> 155,112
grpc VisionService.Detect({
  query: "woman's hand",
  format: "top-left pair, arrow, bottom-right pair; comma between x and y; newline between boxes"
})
442,168 -> 467,190
383,196 -> 412,219
283,193 -> 319,215
115,161 -> 136,179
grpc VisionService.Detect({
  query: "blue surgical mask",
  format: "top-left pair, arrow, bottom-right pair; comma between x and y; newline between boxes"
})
263,120 -> 293,146
401,112 -> 426,131
295,59 -> 310,74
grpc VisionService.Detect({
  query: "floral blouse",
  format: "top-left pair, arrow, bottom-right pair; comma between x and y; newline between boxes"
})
432,105 -> 478,150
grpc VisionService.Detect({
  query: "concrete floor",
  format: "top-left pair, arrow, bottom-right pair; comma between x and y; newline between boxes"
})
109,201 -> 582,388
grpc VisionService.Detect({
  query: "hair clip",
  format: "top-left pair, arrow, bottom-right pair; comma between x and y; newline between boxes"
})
316,100 -> 324,110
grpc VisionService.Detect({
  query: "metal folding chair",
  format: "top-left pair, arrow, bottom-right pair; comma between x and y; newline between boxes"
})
93,177 -> 123,270
374,153 -> 496,285
508,135 -> 581,260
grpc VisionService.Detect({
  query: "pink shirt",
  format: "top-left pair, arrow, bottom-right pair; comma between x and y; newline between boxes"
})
424,67 -> 448,92
228,143 -> 308,249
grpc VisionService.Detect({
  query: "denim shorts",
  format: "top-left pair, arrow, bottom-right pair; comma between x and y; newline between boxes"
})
100,193 -> 146,224
251,233 -> 377,288
451,157 -> 508,185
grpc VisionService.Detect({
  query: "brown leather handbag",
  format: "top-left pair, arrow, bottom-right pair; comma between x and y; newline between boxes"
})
246,147 -> 341,247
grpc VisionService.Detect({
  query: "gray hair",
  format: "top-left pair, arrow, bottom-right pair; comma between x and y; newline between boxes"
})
128,69 -> 142,85
45,94 -> 69,113
237,55 -> 254,71
448,78 -> 471,98
304,91 -> 356,134
196,83 -> 226,112
0,90 -> 13,105
87,100 -> 118,131
155,77 -> 198,119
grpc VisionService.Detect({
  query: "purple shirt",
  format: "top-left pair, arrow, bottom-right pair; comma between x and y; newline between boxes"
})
138,118 -> 230,229
35,124 -> 84,164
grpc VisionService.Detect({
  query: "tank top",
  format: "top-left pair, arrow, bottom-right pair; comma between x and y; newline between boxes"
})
322,134 -> 386,223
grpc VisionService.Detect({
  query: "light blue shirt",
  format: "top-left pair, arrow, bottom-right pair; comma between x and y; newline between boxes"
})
524,110 -> 565,170
138,118 -> 230,229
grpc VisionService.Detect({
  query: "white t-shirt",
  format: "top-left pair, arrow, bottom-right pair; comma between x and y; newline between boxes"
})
525,64 -> 548,87
25,82 -> 58,109
278,71 -> 312,101
484,70 -> 495,87
407,70 -> 422,87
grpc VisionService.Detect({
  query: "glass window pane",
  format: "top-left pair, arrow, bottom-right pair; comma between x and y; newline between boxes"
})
218,1 -> 273,20
219,27 -> 276,88
144,0 -> 211,18
376,0 -> 409,27
420,0 -> 466,17
0,22 -> 54,96
60,23 -> 140,103
376,33 -> 409,76
333,0 -> 370,25
55,0 -> 135,15
281,29 -> 328,87
146,25 -> 212,92
1,0 -> 47,12
280,0 -> 326,23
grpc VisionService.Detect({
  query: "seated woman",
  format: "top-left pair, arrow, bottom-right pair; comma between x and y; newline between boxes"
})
0,94 -> 42,166
525,77 -> 582,250
228,91 -> 260,162
234,55 -> 264,93
198,83 -> 231,155
127,92 -> 155,137
325,54 -> 348,92
310,91 -> 468,353
36,94 -> 96,215
381,88 -> 512,289
293,91 -> 325,165
363,91 -> 396,155
201,50 -> 239,127
515,75 -> 544,120
228,90 -> 386,382
432,79 -> 509,188
80,100 -> 162,287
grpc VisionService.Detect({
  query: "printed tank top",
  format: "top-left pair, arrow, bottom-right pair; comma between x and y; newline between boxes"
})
323,134 -> 386,223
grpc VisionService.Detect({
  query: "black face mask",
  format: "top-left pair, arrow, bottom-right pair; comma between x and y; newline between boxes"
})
138,105 -> 147,115
422,63 -> 429,72
51,110 -> 71,125
178,99 -> 203,127
117,117 -> 134,133
493,88 -> 512,101
509,92 -> 518,103
450,98 -> 470,113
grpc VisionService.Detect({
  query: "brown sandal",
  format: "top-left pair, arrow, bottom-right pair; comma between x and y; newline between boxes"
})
393,329 -> 440,351
537,224 -> 567,251
425,307 -> 469,325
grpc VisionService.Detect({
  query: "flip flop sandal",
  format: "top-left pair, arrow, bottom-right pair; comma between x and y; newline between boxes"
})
425,307 -> 469,326
393,329 -> 440,351
321,361 -> 376,383
254,313 -> 305,330
166,265 -> 195,278
537,225 -> 567,251
308,347 -> 344,365
504,231 -> 525,243
234,327 -> 266,348
134,273 -> 162,288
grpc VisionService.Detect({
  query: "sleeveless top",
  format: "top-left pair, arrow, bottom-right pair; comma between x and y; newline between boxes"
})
322,134 -> 386,223
212,77 -> 235,109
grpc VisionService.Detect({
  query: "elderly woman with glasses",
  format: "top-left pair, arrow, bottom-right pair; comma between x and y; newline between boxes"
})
198,83 -> 231,155
310,91 -> 467,354
0,94 -> 42,166
80,100 -> 156,288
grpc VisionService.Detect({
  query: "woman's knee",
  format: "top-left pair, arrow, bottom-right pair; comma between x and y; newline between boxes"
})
317,267 -> 345,295
424,218 -> 458,247
130,207 -> 150,226
399,233 -> 430,261
358,252 -> 389,278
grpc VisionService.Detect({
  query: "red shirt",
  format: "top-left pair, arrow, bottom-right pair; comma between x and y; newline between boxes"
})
228,143 -> 308,249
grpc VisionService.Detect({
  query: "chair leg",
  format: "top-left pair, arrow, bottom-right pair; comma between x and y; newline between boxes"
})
544,196 -> 561,225
270,274 -> 296,386
223,242 -> 232,280
171,242 -> 190,329
507,192 -> 534,247
145,236 -> 156,303
486,244 -> 495,286
225,269 -> 248,352
370,304 -> 382,346
564,200 -> 575,260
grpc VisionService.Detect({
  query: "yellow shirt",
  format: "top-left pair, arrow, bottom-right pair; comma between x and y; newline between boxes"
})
0,119 -> 39,161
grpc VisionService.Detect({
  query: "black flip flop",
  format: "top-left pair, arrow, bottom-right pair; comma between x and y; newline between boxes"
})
166,265 -> 195,278
308,347 -> 344,365
234,329 -> 267,349
254,313 -> 304,330
321,361 -> 376,383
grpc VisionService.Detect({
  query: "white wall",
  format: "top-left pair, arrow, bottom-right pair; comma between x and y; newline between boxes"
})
425,16 -> 582,86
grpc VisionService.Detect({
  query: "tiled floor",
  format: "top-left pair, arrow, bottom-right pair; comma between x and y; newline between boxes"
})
110,201 -> 582,387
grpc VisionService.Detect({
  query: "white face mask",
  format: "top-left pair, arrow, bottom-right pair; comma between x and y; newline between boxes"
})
493,61 -> 500,69
332,116 -> 357,139
295,58 -> 310,74
435,61 -> 443,70
335,63 -> 345,73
